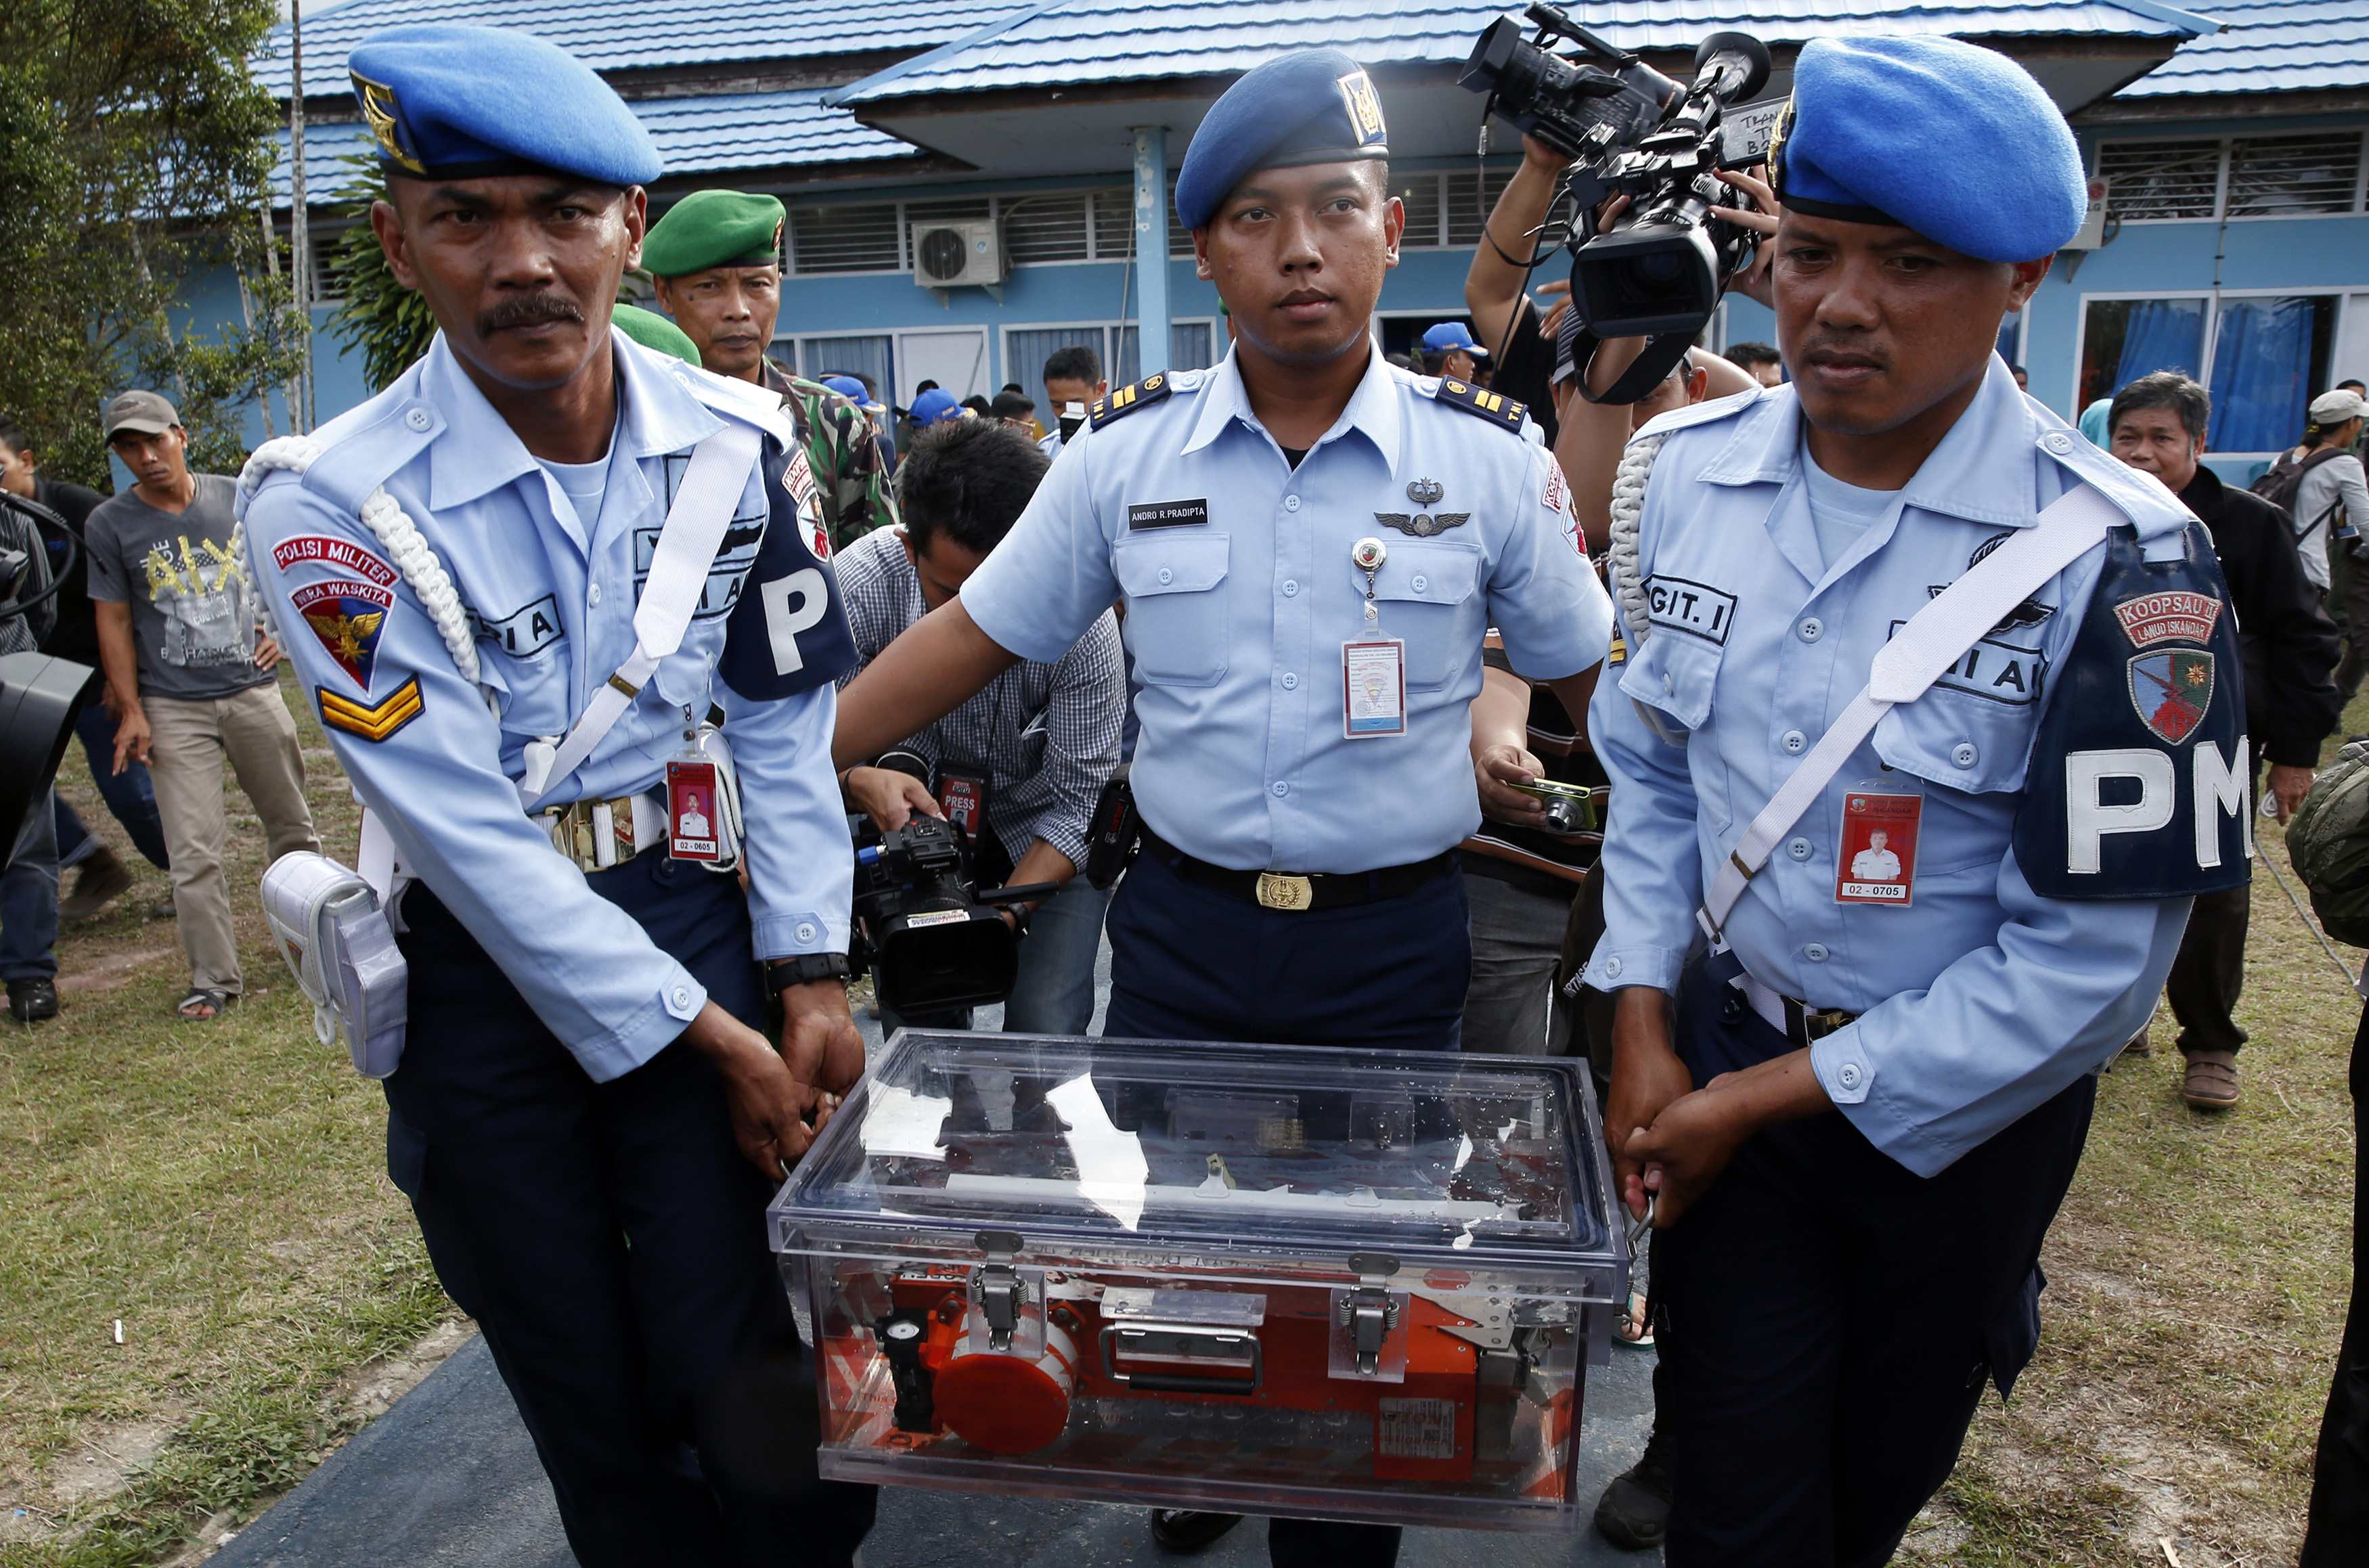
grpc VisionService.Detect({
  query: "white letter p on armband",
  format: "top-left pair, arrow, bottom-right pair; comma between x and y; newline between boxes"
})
761,568 -> 828,676
2064,748 -> 2175,874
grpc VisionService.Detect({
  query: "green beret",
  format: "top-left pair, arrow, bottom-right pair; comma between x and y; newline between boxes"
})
611,303 -> 702,366
642,189 -> 785,278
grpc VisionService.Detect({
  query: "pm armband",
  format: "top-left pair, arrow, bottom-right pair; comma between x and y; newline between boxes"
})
2015,522 -> 2252,899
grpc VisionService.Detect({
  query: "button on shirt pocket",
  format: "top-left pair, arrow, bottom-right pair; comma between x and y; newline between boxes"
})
1115,532 -> 1231,687
1616,625 -> 1722,733
1357,541 -> 1480,691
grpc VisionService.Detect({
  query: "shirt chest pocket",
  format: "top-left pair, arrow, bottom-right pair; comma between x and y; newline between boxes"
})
1356,541 -> 1481,692
1615,623 -> 1723,733
1872,630 -> 2048,809
1115,531 -> 1231,688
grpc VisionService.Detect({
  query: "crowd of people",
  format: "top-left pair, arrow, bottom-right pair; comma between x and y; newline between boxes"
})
7,16 -> 2368,1568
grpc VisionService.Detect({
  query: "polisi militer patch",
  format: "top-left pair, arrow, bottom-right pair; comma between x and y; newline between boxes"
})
1433,378 -> 1526,433
2129,648 -> 2215,743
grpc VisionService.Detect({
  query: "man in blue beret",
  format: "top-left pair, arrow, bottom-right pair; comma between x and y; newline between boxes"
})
1419,320 -> 1488,382
1583,33 -> 2245,1565
240,24 -> 874,1566
832,45 -> 1612,1563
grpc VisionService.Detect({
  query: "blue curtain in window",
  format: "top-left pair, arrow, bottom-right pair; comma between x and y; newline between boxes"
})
799,334 -> 894,407
1171,321 -> 1215,371
2112,298 -> 2207,394
2208,297 -> 2316,453
1008,327 -> 1106,394
1115,326 -> 1141,386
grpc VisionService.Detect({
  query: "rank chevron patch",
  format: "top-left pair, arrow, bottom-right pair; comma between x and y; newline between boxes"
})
318,677 -> 424,743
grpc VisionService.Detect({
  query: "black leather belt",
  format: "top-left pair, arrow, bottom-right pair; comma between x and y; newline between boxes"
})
1139,828 -> 1456,912
1735,972 -> 1861,1050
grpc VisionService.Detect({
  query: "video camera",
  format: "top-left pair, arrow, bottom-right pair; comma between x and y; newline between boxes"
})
850,811 -> 1060,1018
0,495 -> 97,846
1460,4 -> 1779,402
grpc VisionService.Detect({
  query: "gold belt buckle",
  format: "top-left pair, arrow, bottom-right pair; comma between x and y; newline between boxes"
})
1256,872 -> 1314,912
1802,1007 -> 1855,1042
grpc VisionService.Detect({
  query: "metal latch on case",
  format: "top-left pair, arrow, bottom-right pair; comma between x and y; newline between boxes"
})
975,1230 -> 1026,1351
1341,1251 -> 1403,1376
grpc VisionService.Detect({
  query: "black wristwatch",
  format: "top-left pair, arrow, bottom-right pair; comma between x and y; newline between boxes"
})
768,952 -> 851,993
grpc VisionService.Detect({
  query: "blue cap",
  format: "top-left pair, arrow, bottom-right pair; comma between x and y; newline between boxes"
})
1175,49 -> 1390,231
822,374 -> 872,406
908,388 -> 967,426
1771,35 -> 2083,263
1421,321 -> 1486,357
348,24 -> 661,187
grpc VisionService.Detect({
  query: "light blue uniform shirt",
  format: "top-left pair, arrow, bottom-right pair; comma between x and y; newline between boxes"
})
1586,361 -> 2198,1175
960,347 -> 1614,874
243,334 -> 851,1083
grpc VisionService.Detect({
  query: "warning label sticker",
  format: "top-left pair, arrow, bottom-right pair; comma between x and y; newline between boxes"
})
1377,1398 -> 1459,1461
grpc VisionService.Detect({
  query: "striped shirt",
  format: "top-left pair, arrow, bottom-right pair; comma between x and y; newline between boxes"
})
833,527 -> 1124,868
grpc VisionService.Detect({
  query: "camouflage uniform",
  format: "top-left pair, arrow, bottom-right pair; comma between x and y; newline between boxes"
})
764,359 -> 897,550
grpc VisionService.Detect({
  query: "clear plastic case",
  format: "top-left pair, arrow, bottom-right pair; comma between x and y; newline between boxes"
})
770,1031 -> 1626,1531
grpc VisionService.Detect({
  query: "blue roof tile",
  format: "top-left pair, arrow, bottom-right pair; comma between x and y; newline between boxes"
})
2119,0 -> 2369,95
268,87 -> 912,205
250,0 -> 1026,100
838,0 -> 2209,103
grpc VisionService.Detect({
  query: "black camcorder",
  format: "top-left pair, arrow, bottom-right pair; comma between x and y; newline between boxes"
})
849,813 -> 1059,1018
1461,5 -> 1779,402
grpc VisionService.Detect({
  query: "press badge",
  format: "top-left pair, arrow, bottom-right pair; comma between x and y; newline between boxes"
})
935,763 -> 991,839
1343,640 -> 1407,738
1835,781 -> 1923,906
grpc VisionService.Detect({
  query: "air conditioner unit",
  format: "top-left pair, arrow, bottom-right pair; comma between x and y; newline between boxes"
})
912,219 -> 1004,288
2064,177 -> 2111,250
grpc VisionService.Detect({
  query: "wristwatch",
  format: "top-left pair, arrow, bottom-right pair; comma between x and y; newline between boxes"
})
767,952 -> 851,993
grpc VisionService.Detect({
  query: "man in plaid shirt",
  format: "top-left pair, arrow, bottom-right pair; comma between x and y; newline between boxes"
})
833,418 -> 1124,1032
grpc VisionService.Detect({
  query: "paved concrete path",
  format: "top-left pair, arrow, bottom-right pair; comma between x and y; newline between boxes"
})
216,944 -> 1662,1566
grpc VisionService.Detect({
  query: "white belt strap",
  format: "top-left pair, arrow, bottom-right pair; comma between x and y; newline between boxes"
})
1698,485 -> 2123,939
526,424 -> 759,810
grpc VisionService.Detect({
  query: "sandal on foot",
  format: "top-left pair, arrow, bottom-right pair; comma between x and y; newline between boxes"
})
175,988 -> 235,1022
1614,1289 -> 1655,1348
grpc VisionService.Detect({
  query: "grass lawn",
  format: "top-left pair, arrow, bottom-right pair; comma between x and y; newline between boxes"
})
0,675 -> 2360,1566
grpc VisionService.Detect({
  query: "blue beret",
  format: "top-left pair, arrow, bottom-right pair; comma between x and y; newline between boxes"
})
349,24 -> 661,188
1421,321 -> 1486,356
908,388 -> 967,426
1176,49 -> 1390,231
1772,35 -> 2083,263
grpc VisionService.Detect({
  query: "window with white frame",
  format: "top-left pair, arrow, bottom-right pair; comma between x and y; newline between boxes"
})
1003,321 -> 1218,394
787,187 -> 1174,277
2098,131 -> 2368,223
2078,292 -> 2342,454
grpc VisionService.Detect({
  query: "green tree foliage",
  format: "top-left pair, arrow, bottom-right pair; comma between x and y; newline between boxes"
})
326,154 -> 437,393
0,0 -> 305,488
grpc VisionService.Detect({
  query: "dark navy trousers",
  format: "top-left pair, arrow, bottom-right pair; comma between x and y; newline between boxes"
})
2301,1001 -> 2369,1564
1654,964 -> 2094,1568
1103,845 -> 1470,1568
386,853 -> 874,1568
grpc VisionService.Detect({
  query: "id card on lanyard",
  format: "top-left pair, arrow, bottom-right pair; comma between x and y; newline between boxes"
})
935,762 -> 992,839
1343,535 -> 1408,738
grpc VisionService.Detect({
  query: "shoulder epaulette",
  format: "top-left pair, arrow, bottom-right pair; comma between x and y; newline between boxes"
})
1432,376 -> 1526,434
1089,373 -> 1176,430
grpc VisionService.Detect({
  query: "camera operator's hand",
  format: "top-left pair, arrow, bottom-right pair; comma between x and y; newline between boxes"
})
112,704 -> 152,774
1711,164 -> 1782,309
843,765 -> 944,834
684,1000 -> 819,1181
781,978 -> 866,1102
1477,742 -> 1551,827
1521,133 -> 1574,177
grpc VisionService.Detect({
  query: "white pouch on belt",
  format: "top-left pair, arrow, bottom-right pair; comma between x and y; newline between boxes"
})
261,851 -> 409,1079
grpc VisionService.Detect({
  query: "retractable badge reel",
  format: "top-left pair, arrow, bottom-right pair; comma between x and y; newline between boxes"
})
667,711 -> 743,872
1344,537 -> 1407,739
1834,776 -> 1923,906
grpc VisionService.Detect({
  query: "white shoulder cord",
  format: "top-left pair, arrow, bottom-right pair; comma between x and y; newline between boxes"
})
1606,432 -> 1662,655
238,436 -> 481,686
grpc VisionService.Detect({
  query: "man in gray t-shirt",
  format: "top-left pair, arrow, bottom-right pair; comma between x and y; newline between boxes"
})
86,390 -> 318,1021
